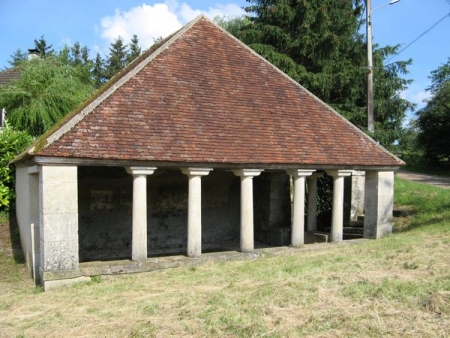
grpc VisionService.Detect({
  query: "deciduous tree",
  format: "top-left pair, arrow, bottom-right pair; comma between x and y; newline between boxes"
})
0,56 -> 94,136
0,123 -> 32,211
416,59 -> 450,163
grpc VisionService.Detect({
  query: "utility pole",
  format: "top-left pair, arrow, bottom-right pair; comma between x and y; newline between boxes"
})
366,0 -> 375,133
366,0 -> 401,134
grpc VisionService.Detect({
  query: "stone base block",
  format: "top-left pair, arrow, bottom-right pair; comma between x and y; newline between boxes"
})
40,267 -> 90,291
42,276 -> 91,291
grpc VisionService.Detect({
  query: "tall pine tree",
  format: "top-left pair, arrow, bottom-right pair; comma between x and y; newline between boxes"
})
34,35 -> 54,58
92,52 -> 106,88
105,36 -> 128,80
128,34 -> 142,63
8,49 -> 27,67
240,0 -> 412,147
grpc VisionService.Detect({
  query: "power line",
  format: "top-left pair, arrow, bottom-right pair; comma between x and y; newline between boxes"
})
386,11 -> 450,63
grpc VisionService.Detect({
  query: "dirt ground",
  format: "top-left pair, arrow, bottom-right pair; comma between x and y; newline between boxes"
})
396,170 -> 450,189
0,217 -> 14,257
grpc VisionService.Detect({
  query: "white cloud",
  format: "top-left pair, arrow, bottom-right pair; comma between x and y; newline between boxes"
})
400,87 -> 432,109
177,3 -> 244,22
203,4 -> 245,20
99,1 -> 245,50
100,3 -> 182,49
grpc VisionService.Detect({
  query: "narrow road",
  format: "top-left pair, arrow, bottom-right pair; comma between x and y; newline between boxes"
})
396,170 -> 450,189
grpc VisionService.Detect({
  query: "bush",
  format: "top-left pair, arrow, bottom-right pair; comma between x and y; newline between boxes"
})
0,124 -> 33,211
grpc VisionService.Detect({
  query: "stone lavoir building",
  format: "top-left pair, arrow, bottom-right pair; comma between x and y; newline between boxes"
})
13,15 -> 403,290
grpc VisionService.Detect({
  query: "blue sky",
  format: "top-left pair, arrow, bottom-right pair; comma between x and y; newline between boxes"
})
1,0 -> 449,116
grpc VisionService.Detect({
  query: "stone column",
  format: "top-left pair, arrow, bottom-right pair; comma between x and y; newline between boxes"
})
286,170 -> 315,247
39,165 -> 82,289
181,168 -> 213,258
327,170 -> 353,242
364,171 -> 394,239
307,173 -> 322,232
126,167 -> 157,262
232,169 -> 263,252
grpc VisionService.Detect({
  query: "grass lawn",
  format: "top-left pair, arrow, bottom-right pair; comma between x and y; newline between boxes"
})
0,177 -> 449,337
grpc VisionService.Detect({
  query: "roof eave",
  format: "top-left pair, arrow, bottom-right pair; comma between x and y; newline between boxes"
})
16,155 -> 403,172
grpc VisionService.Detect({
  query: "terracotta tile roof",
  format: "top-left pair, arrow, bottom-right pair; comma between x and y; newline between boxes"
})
0,67 -> 20,86
20,15 -> 404,168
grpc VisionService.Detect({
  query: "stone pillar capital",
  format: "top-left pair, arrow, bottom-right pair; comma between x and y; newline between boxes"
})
326,170 -> 353,178
181,168 -> 213,177
286,169 -> 316,178
232,169 -> 263,177
126,167 -> 157,176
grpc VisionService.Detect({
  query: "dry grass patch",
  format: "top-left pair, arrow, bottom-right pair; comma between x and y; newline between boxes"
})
0,177 -> 449,337
3,236 -> 449,337
425,291 -> 450,315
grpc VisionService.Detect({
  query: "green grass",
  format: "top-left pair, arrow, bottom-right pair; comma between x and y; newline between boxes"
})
395,177 -> 450,233
0,177 -> 449,337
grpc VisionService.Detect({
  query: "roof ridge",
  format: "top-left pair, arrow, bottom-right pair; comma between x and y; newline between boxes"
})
26,14 -> 207,156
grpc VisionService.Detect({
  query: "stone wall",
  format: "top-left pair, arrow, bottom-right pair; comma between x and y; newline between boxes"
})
78,167 -> 242,261
15,167 -> 33,274
254,172 -> 291,245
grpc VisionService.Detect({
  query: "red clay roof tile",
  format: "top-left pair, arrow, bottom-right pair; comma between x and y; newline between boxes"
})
26,15 -> 403,168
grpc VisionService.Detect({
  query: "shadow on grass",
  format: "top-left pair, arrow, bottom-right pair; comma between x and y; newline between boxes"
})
8,209 -> 25,264
435,203 -> 450,214
394,212 -> 448,233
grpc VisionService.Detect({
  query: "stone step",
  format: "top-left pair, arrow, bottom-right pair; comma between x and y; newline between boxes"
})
349,220 -> 364,228
324,227 -> 364,235
343,233 -> 364,240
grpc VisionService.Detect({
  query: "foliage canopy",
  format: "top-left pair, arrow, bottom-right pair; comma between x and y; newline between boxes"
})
416,58 -> 450,163
0,124 -> 33,210
219,1 -> 413,147
0,56 -> 94,136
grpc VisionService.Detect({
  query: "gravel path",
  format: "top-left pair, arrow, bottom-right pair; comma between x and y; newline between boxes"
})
396,170 -> 450,189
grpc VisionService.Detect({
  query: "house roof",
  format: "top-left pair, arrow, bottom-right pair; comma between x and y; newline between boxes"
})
16,15 -> 404,169
0,67 -> 20,86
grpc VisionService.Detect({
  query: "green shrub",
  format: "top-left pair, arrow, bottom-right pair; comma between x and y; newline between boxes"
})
0,124 -> 33,211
